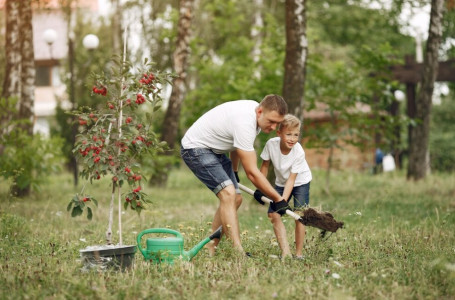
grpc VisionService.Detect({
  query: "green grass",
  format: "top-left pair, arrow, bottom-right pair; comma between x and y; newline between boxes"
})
1,167 -> 454,299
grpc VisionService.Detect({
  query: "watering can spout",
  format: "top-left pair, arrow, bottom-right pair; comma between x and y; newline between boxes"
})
185,226 -> 222,260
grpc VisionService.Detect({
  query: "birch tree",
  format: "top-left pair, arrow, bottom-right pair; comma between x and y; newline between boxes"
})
1,0 -> 35,196
282,0 -> 307,120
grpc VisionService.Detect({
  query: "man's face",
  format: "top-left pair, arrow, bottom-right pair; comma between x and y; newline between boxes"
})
256,107 -> 285,133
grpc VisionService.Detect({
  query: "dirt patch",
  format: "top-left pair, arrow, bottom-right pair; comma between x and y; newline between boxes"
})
297,208 -> 344,233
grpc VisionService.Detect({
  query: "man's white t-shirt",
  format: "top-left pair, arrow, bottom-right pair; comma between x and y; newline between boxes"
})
181,100 -> 260,154
260,137 -> 312,187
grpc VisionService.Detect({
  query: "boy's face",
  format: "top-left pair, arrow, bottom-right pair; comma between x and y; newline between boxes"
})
277,126 -> 300,151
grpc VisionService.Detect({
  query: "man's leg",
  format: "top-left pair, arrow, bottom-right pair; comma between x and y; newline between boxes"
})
207,189 -> 243,255
268,212 -> 291,258
217,185 -> 243,252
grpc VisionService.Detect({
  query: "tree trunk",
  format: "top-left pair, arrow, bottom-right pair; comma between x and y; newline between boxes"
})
161,0 -> 194,150
282,0 -> 307,121
1,0 -> 21,120
251,0 -> 263,78
2,0 -> 35,197
111,0 -> 122,54
154,0 -> 193,186
407,0 -> 444,180
19,0 -> 35,136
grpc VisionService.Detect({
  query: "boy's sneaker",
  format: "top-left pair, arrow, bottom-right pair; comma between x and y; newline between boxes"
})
293,255 -> 305,261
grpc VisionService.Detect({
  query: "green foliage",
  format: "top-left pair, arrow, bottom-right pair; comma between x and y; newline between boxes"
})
183,1 -> 285,129
308,1 -> 414,55
69,56 -> 175,219
430,97 -> 455,172
0,98 -> 65,194
304,44 -> 405,153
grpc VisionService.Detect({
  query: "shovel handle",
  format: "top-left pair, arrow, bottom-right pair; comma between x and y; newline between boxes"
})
238,183 -> 302,221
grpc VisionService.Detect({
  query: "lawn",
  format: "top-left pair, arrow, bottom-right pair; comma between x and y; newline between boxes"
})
0,166 -> 454,299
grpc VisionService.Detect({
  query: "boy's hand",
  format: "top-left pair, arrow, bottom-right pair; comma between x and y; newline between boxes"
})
234,171 -> 240,183
253,190 -> 266,205
271,199 -> 289,216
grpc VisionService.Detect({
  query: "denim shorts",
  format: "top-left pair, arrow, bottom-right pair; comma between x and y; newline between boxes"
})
181,147 -> 240,195
268,182 -> 310,213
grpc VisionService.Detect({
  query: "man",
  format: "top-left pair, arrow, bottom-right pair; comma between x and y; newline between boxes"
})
181,94 -> 289,255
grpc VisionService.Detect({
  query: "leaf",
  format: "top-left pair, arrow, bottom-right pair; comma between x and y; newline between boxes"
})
67,202 -> 73,212
87,207 -> 93,220
91,198 -> 98,207
71,206 -> 83,218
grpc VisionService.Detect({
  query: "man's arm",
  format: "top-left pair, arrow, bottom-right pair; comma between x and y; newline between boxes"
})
236,149 -> 283,202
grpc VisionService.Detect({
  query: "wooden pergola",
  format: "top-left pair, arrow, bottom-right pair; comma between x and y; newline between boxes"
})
388,56 -> 455,166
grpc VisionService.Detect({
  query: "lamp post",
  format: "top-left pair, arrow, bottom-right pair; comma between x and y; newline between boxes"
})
69,33 -> 99,186
394,90 -> 406,102
43,28 -> 58,59
390,89 -> 406,169
82,34 -> 100,50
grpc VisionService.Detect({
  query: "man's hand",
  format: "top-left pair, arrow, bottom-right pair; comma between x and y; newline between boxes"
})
271,199 -> 289,216
253,190 -> 266,205
234,171 -> 240,183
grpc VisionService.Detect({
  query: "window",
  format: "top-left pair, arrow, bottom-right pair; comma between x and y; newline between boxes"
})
36,66 -> 51,86
35,65 -> 61,87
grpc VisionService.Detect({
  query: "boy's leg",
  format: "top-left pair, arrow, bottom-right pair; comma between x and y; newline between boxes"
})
294,221 -> 305,257
292,182 -> 310,258
268,212 -> 291,258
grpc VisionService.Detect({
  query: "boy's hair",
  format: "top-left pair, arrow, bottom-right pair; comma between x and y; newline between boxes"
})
279,114 -> 301,131
259,94 -> 288,116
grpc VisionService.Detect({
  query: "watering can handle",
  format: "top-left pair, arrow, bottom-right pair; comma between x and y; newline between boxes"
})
137,228 -> 184,257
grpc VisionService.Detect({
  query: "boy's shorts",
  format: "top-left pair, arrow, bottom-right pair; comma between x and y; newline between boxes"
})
268,182 -> 310,214
181,147 -> 240,195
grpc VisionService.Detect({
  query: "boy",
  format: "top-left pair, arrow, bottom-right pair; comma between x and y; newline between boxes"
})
254,114 -> 312,259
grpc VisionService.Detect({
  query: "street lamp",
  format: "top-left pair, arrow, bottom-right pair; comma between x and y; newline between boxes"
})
82,34 -> 100,51
43,28 -> 58,59
394,90 -> 406,102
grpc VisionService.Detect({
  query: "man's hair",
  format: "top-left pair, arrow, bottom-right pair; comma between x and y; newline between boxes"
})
279,114 -> 301,131
259,94 -> 288,115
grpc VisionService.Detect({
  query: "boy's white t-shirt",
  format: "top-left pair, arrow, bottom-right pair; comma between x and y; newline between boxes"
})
181,100 -> 260,154
260,137 -> 312,187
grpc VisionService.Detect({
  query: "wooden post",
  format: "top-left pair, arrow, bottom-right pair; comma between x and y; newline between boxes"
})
404,55 -> 417,158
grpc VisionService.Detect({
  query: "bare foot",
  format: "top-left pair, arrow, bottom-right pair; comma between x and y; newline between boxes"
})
205,242 -> 217,257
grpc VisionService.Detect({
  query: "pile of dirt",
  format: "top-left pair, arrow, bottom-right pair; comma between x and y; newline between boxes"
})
297,208 -> 344,233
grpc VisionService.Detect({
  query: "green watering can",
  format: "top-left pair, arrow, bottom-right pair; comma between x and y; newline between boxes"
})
137,226 -> 222,264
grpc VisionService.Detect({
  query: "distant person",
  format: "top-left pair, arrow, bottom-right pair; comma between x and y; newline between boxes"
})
254,114 -> 312,260
374,148 -> 384,174
181,95 -> 289,256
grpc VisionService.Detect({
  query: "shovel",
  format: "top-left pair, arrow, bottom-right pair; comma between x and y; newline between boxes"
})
238,183 -> 344,233
238,183 -> 305,222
